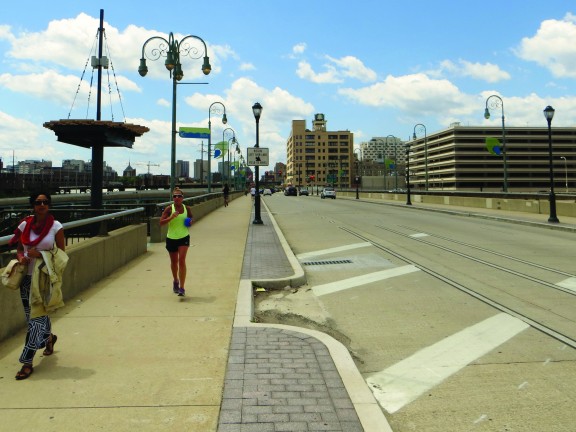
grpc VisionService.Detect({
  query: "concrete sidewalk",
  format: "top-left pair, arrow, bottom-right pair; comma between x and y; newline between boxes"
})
0,195 -> 389,432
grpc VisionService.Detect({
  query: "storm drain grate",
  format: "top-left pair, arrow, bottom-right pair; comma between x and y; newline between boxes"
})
302,259 -> 353,266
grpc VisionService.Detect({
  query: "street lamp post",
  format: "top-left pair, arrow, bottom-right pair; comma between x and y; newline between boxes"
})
252,102 -> 263,225
560,156 -> 568,193
405,143 -> 412,205
484,95 -> 508,192
412,124 -> 428,191
228,137 -> 239,187
385,135 -> 396,191
232,141 -> 241,190
544,106 -> 559,223
354,147 -> 362,199
222,127 -> 236,183
138,32 -> 211,193
208,102 -> 227,192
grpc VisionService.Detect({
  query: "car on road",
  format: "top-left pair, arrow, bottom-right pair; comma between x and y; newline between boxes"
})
284,186 -> 297,196
299,188 -> 309,196
263,188 -> 272,196
321,187 -> 336,199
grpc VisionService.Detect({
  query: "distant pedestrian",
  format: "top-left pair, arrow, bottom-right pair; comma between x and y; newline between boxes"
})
9,191 -> 68,380
223,183 -> 230,207
160,188 -> 193,296
250,186 -> 256,201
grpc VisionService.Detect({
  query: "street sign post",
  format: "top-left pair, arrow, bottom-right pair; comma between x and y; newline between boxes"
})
247,147 -> 269,166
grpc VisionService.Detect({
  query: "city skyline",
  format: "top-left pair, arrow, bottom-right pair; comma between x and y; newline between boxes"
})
2,1 -> 576,175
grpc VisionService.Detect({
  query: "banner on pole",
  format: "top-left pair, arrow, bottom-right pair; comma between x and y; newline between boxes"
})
179,127 -> 210,139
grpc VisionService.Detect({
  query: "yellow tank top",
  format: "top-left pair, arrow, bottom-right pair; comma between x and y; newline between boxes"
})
167,204 -> 189,239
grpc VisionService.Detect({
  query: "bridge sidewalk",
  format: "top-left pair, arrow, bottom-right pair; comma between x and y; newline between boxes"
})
0,194 -> 388,431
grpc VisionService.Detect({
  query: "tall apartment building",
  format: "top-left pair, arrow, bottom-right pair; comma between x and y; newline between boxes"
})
175,160 -> 190,178
286,114 -> 354,188
193,159 -> 209,182
408,124 -> 576,192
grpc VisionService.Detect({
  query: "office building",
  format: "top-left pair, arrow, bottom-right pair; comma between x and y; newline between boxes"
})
286,113 -> 354,188
408,124 -> 576,192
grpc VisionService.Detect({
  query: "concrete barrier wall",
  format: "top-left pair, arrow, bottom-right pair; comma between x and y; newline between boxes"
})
0,223 -> 147,342
347,190 -> 576,219
339,191 -> 576,217
0,192 -> 238,343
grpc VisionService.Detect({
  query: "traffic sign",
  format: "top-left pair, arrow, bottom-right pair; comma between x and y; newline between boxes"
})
247,147 -> 269,166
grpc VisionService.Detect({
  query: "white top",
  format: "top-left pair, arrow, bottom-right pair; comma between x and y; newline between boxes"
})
17,219 -> 63,274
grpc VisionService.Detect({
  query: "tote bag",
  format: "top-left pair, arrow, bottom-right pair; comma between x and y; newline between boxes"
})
1,259 -> 25,290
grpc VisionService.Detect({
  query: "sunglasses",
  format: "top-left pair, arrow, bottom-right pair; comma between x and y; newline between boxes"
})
34,200 -> 50,206
173,194 -> 183,198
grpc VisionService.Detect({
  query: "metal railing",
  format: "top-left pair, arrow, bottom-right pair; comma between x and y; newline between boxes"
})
0,208 -> 145,266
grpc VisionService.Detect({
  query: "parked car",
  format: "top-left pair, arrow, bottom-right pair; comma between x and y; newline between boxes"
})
299,188 -> 309,196
263,188 -> 272,196
284,186 -> 297,196
321,187 -> 336,199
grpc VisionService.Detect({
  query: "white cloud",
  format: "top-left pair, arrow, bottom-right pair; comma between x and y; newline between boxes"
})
296,55 -> 376,84
339,73 -> 470,116
516,13 -> 576,78
296,60 -> 342,84
0,70 -> 89,106
326,55 -> 377,83
434,59 -> 510,83
2,14 -> 229,80
0,24 -> 15,43
239,62 -> 255,71
293,43 -> 306,55
0,110 -> 75,163
157,98 -> 170,107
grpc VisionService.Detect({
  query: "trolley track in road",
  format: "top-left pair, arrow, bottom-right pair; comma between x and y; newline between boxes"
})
376,224 -> 576,298
340,226 -> 576,350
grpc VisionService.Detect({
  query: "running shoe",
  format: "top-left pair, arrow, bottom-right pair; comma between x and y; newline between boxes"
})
178,287 -> 185,296
173,281 -> 179,294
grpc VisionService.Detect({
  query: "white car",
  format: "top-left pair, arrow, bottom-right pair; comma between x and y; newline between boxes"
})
263,188 -> 272,196
320,187 -> 336,199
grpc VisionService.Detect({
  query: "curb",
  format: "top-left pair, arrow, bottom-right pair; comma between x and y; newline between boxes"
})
233,204 -> 393,432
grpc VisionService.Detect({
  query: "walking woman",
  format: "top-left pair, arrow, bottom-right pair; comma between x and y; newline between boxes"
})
160,188 -> 193,296
223,183 -> 230,207
9,191 -> 66,380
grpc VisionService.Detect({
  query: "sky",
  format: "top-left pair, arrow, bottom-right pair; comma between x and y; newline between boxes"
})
2,1 -> 576,177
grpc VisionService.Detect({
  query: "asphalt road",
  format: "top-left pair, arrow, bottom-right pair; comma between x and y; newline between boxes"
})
257,192 -> 576,432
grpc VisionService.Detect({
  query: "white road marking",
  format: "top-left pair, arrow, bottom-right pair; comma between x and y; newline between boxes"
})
296,242 -> 372,260
312,265 -> 420,296
410,233 -> 429,238
556,277 -> 576,292
366,313 -> 530,414
473,414 -> 488,424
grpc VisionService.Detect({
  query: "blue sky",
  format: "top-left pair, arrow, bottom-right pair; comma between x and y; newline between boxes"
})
2,1 -> 576,176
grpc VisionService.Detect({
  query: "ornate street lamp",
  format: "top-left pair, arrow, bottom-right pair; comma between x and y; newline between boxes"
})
227,136 -> 238,185
544,105 -> 559,223
208,102 -> 227,192
222,127 -> 236,183
138,32 -> 210,193
252,102 -> 263,225
484,95 -> 508,192
412,124 -> 428,191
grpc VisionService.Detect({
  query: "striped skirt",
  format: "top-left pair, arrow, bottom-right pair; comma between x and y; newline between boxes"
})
19,276 -> 51,364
